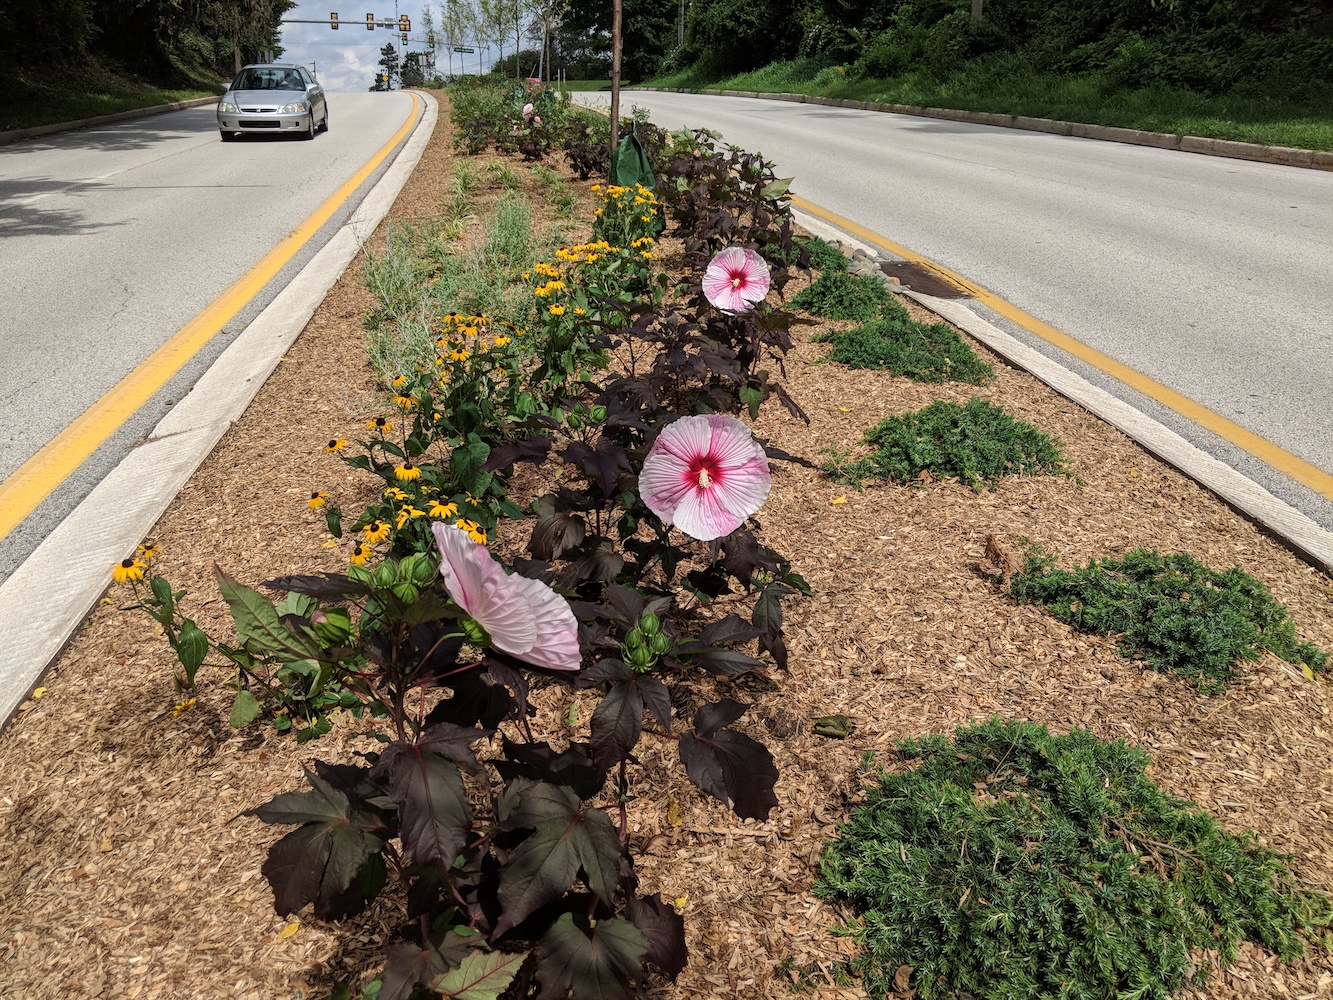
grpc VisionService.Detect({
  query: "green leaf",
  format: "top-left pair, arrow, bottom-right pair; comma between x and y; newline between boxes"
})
535,914 -> 647,1000
275,591 -> 319,618
216,568 -> 322,661
433,950 -> 527,999
229,689 -> 261,728
149,575 -> 174,618
759,177 -> 792,200
325,505 -> 343,538
174,620 -> 209,683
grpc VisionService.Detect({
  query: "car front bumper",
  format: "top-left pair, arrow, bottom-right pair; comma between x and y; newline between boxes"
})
217,111 -> 312,134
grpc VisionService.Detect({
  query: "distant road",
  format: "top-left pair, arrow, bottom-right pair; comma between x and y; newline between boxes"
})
582,92 -> 1333,529
0,91 -> 418,580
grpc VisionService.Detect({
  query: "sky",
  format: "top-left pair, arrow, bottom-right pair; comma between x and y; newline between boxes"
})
277,1 -> 491,92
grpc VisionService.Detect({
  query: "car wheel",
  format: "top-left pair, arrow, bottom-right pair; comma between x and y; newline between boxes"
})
301,116 -> 315,140
220,130 -> 237,142
319,108 -> 329,133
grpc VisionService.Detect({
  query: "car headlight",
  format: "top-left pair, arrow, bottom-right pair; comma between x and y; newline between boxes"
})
279,102 -> 308,115
219,101 -> 238,113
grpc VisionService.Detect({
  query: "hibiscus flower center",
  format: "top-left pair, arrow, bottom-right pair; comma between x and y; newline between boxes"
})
730,273 -> 743,289
689,457 -> 721,490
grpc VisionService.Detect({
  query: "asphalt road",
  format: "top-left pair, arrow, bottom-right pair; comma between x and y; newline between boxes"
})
583,92 -> 1333,529
0,90 -> 419,580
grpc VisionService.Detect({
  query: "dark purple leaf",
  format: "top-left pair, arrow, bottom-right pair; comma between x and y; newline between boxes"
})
374,743 -> 472,869
482,660 -> 529,724
261,573 -> 372,598
752,587 -> 787,671
698,613 -> 764,646
563,439 -> 632,497
494,739 -> 607,801
530,499 -> 587,561
719,528 -> 783,588
535,914 -> 647,1000
493,781 -> 622,936
578,658 -> 634,688
244,768 -> 391,918
590,682 -> 645,770
627,893 -> 688,979
426,665 -> 517,730
678,728 -> 778,821
683,646 -> 766,675
693,699 -> 749,737
483,436 -> 551,472
380,927 -> 477,1000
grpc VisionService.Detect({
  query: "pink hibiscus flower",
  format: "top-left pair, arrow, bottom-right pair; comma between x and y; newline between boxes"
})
639,414 -> 772,541
432,523 -> 581,672
702,247 -> 771,314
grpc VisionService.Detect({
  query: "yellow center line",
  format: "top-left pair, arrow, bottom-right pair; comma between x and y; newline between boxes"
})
0,93 -> 423,541
792,193 -> 1333,502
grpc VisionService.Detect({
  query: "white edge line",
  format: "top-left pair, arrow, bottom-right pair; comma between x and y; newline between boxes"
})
0,93 -> 438,726
792,207 -> 1333,576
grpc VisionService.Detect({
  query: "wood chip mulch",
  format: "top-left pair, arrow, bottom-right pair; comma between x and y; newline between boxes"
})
2,92 -> 1331,1000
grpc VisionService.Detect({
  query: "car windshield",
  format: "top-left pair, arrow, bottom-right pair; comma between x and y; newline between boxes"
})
232,68 -> 305,91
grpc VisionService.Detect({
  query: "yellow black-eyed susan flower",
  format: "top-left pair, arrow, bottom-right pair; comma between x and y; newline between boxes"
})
429,500 -> 459,519
383,486 -> 408,501
112,557 -> 146,584
137,541 -> 160,562
395,463 -> 422,482
363,520 -> 391,544
395,506 -> 426,530
368,416 -> 392,434
172,697 -> 196,717
308,491 -> 329,509
391,374 -> 408,388
456,518 -> 487,544
493,336 -> 511,348
326,438 -> 348,453
350,542 -> 372,566
451,347 -> 469,362
549,304 -> 565,316
393,395 -> 417,411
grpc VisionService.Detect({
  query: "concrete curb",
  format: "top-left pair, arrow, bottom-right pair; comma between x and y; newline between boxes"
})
632,87 -> 1333,171
0,96 -> 221,146
790,207 -> 1333,576
0,93 -> 438,727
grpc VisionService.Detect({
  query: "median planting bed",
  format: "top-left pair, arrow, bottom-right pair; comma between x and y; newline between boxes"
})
1,88 -> 1332,1000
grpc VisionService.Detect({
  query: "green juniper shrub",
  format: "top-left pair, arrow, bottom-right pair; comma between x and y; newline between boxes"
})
789,269 -> 903,322
826,396 -> 1068,489
823,317 -> 993,384
818,718 -> 1333,1000
800,235 -> 852,273
1009,547 -> 1329,693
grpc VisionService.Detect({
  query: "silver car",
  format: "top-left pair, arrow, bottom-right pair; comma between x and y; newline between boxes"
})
217,63 -> 329,141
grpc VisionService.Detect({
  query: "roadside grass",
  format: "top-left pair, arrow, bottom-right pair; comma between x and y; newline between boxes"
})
1,62 -> 220,132
644,58 -> 1333,151
361,175 -> 564,380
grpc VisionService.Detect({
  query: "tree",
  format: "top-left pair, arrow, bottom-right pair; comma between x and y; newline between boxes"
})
557,0 -> 677,82
373,42 -> 401,89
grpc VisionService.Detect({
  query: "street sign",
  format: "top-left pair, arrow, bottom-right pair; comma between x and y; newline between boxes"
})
453,46 -> 474,53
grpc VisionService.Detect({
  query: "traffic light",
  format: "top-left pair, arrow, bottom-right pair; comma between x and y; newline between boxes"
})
366,12 -> 374,29
398,14 -> 410,31
330,11 -> 339,29
428,37 -> 435,49
400,31 -> 408,45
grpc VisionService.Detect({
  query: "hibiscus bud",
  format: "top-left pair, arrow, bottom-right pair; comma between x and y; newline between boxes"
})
391,581 -> 421,605
590,405 -> 607,423
649,632 -> 672,656
628,645 -> 655,670
373,560 -> 398,589
461,617 -> 489,646
567,411 -> 583,431
625,626 -> 644,650
400,554 -> 436,586
639,612 -> 659,636
312,608 -> 352,646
